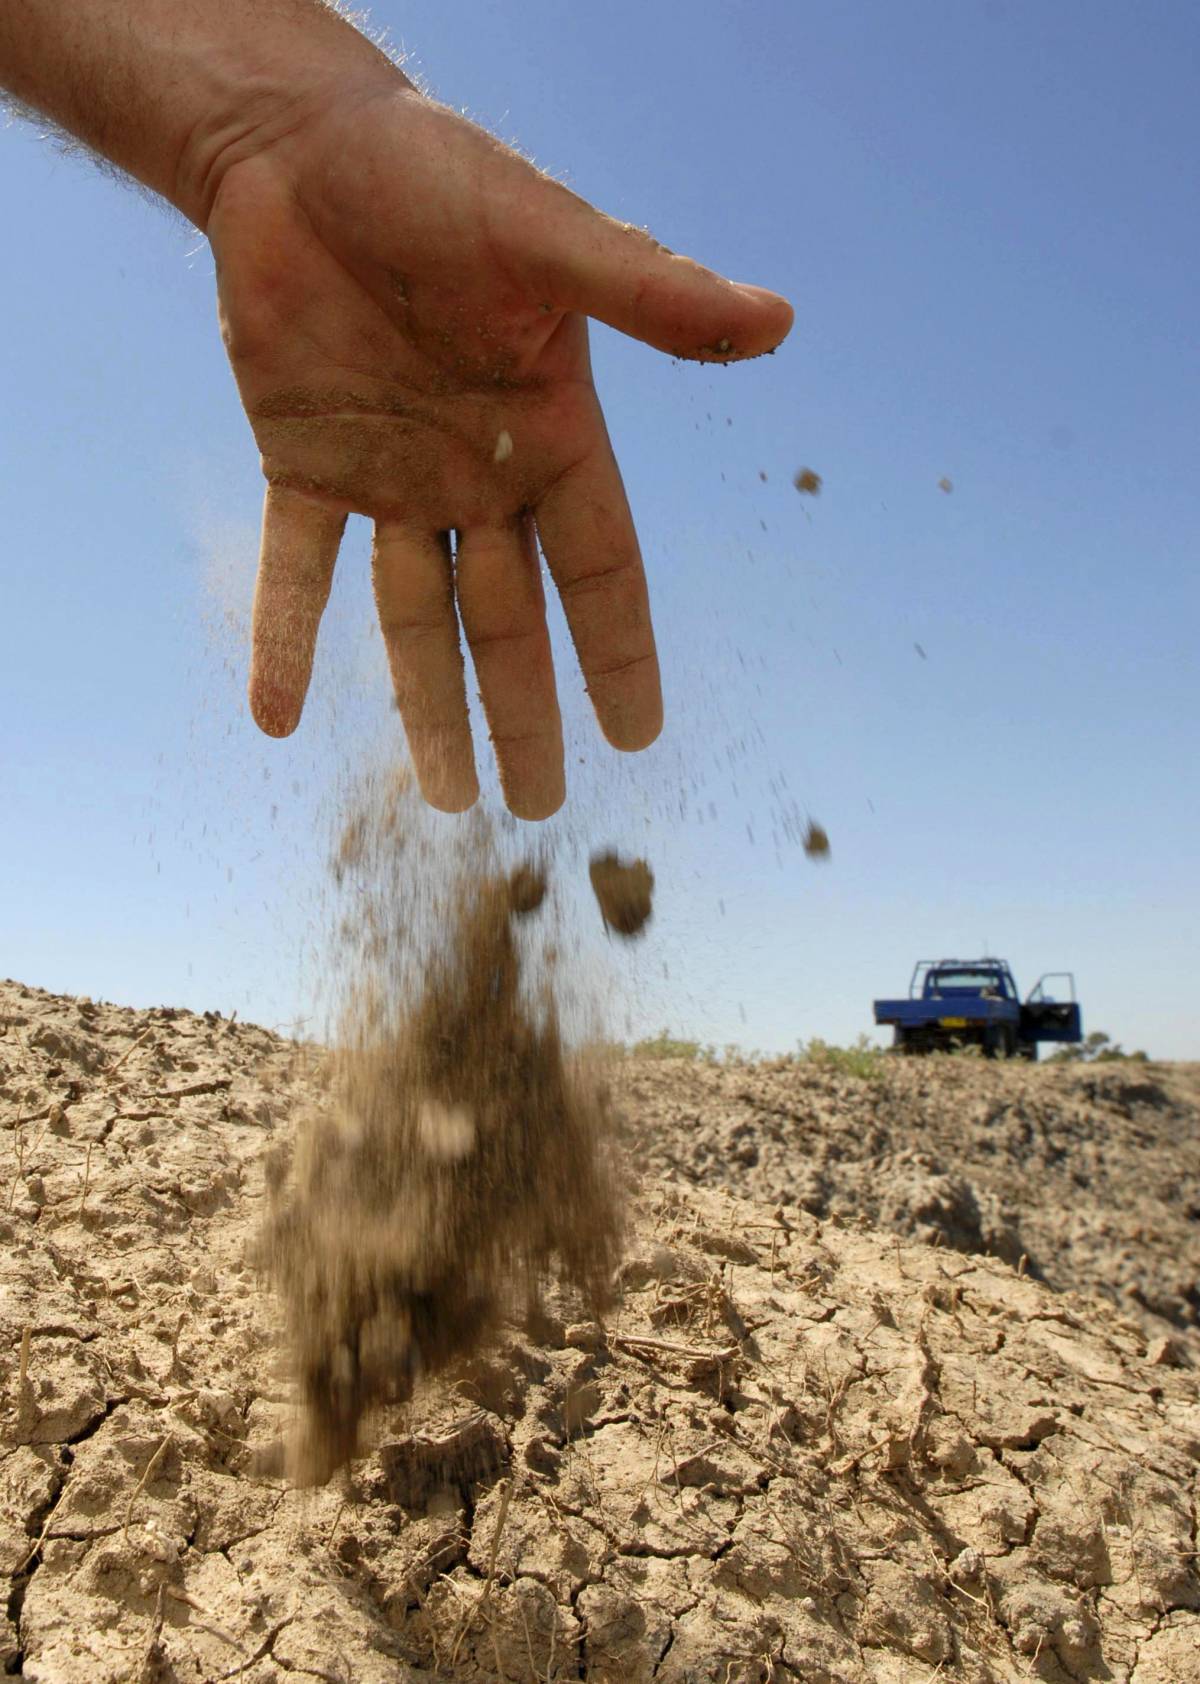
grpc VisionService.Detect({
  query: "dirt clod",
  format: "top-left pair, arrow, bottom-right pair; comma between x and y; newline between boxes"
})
802,819 -> 830,859
588,850 -> 655,937
793,466 -> 822,494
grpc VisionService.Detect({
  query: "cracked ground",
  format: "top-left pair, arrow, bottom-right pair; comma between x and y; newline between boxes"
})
2,978 -> 1198,1682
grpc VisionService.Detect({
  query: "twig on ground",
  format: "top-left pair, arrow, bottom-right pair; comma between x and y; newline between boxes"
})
449,1475 -> 516,1669
124,1434 -> 173,1539
78,1141 -> 93,1217
613,1333 -> 739,1362
168,1313 -> 188,1378
828,1433 -> 892,1477
137,1584 -> 166,1684
14,1321 -> 36,1444
162,1584 -> 243,1654
17,1509 -> 55,1576
8,1132 -> 27,1208
6,1106 -> 50,1132
104,1024 -> 154,1079
217,1618 -> 295,1681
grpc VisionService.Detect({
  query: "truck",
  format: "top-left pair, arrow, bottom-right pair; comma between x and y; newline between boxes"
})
873,958 -> 1083,1059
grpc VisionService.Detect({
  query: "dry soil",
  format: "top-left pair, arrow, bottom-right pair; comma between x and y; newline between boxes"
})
1,979 -> 1198,1683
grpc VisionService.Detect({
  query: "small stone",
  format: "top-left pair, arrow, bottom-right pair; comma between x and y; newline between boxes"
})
1146,1334 -> 1184,1368
949,1546 -> 981,1582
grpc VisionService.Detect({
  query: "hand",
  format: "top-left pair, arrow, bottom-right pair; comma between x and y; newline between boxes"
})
209,82 -> 793,818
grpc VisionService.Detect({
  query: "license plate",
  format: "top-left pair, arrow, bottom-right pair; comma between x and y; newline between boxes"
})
939,1016 -> 967,1029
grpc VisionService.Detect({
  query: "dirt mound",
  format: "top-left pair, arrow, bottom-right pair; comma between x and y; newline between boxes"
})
3,978 -> 1199,1680
620,1054 -> 1200,1342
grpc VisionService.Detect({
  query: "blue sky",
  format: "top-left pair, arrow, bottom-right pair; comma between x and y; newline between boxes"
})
2,0 -> 1197,1054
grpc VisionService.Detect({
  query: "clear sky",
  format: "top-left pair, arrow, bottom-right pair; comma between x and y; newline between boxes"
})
2,0 -> 1197,1056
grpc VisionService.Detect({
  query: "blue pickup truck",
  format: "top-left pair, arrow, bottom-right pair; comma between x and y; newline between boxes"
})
873,958 -> 1083,1059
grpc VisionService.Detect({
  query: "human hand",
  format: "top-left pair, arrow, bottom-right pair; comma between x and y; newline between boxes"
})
209,83 -> 793,818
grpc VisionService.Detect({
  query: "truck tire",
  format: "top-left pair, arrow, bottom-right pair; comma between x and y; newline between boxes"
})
893,1028 -> 911,1055
986,1025 -> 1015,1059
1016,1042 -> 1038,1062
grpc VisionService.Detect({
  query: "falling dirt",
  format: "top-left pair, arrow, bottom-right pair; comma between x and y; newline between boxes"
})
263,776 -> 621,1482
793,467 -> 822,495
588,851 -> 655,938
802,819 -> 830,859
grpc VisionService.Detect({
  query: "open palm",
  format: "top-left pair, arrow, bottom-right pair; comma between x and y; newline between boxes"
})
208,88 -> 792,818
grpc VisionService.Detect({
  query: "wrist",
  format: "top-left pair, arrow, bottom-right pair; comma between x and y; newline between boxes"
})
172,16 -> 403,228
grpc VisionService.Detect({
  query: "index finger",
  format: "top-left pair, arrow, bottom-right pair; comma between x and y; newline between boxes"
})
534,440 -> 662,753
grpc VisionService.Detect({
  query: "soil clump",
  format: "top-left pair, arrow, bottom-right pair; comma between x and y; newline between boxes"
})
802,821 -> 830,860
588,851 -> 655,938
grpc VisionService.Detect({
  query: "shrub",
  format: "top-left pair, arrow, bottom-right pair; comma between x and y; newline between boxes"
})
797,1034 -> 886,1080
1047,1030 -> 1149,1064
629,1029 -> 714,1061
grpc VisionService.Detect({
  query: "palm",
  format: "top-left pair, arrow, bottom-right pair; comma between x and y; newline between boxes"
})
208,91 -> 792,818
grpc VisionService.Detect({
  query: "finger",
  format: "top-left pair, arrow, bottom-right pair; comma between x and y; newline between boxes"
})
249,485 -> 345,737
372,523 -> 479,814
454,517 -> 565,821
534,438 -> 662,754
536,188 -> 793,361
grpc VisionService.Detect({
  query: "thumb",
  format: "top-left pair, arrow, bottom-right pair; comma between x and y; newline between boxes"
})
540,194 -> 794,362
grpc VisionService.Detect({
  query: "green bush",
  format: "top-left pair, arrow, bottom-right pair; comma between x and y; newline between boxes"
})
629,1029 -> 714,1061
1047,1030 -> 1149,1064
626,1030 -> 891,1077
796,1034 -> 886,1080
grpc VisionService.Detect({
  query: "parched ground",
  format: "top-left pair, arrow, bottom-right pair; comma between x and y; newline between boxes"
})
2,978 -> 1198,1683
616,1053 -> 1200,1339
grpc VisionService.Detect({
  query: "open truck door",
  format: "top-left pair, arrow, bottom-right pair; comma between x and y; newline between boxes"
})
1020,973 -> 1082,1045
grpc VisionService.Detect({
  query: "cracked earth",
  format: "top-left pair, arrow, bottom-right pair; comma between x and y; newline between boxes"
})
2,978 -> 1198,1682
